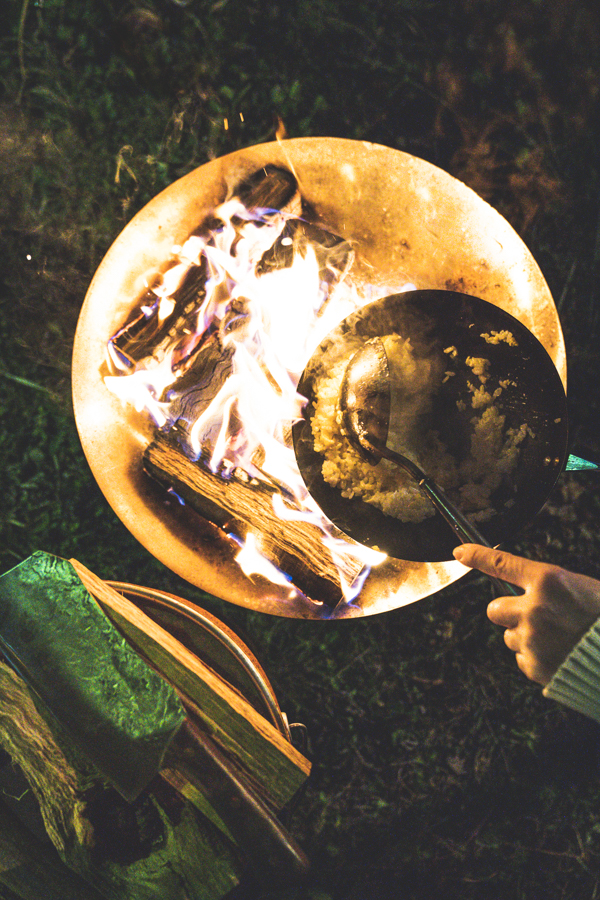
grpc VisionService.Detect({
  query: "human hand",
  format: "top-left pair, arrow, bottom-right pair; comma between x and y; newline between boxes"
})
453,544 -> 600,685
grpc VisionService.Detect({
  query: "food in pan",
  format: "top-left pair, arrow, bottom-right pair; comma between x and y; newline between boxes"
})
481,330 -> 518,346
310,331 -> 527,524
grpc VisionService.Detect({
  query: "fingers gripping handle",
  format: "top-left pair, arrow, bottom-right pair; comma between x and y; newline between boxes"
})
417,476 -> 522,597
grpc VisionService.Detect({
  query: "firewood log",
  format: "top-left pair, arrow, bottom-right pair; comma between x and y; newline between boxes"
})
0,792 -> 105,900
109,166 -> 302,368
70,560 -> 311,812
0,660 -> 242,900
143,431 -> 364,604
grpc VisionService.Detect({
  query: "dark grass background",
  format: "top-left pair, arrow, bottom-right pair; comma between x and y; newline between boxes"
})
2,1 -> 600,898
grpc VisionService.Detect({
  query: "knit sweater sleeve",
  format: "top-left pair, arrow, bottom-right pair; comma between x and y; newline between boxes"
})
543,619 -> 600,723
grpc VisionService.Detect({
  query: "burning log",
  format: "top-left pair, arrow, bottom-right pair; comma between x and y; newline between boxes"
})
234,163 -> 300,214
104,164 -> 362,607
109,166 -> 303,368
108,260 -> 210,370
143,430 -> 365,604
108,164 -> 353,376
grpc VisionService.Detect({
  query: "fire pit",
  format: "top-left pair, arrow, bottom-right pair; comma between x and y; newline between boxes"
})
73,138 -> 565,620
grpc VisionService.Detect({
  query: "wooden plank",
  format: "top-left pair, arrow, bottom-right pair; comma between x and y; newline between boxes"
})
161,767 -> 235,844
70,560 -> 310,810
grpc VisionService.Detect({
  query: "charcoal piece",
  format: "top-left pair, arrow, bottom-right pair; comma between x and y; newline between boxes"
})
233,165 -> 298,213
109,258 -> 208,367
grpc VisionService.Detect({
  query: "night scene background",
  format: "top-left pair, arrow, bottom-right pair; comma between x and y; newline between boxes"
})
2,1 -> 600,898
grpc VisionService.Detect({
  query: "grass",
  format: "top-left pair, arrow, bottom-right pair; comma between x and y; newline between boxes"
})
2,1 -> 600,897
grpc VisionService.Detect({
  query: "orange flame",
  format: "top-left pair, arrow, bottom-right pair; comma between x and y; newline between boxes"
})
105,197 -> 398,601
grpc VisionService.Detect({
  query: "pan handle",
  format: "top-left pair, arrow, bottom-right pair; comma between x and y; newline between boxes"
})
416,475 -> 522,597
380,447 -> 522,597
566,454 -> 598,471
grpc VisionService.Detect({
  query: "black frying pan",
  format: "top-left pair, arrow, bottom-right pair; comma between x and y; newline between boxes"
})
293,290 -> 569,562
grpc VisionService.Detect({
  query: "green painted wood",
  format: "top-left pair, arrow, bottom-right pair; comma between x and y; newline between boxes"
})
0,552 -> 186,802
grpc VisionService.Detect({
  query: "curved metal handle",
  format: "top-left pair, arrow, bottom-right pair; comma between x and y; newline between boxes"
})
381,446 -> 521,596
176,719 -> 310,884
106,581 -> 291,739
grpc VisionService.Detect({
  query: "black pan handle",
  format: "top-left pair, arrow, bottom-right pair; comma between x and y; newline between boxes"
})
381,447 -> 522,596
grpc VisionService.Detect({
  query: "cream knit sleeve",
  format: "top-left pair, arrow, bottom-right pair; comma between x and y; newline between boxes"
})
544,619 -> 600,723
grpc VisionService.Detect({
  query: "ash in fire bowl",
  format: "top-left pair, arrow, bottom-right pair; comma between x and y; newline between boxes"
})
102,165 -> 412,606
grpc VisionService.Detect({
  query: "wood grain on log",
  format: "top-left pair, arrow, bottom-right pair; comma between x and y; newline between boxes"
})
0,793 -> 105,900
143,432 -> 364,604
0,662 -> 242,900
70,560 -> 311,811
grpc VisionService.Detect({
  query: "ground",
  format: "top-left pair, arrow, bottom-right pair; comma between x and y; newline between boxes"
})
2,1 -> 600,898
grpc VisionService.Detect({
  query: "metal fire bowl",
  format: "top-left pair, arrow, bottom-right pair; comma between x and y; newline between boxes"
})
72,137 -> 566,620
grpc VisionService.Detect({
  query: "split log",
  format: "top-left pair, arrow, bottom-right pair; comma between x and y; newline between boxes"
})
232,164 -> 300,214
70,560 -> 311,811
143,431 -> 364,604
0,661 -> 242,900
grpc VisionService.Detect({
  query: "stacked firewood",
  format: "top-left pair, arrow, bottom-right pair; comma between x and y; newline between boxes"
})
0,553 -> 310,900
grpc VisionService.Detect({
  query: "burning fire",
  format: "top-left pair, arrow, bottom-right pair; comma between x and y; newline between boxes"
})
104,191 -> 402,602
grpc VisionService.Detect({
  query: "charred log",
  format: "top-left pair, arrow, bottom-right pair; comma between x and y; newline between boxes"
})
232,164 -> 299,215
256,218 -> 353,287
106,162 -> 357,377
109,166 -> 303,368
143,431 -> 364,605
108,260 -> 209,369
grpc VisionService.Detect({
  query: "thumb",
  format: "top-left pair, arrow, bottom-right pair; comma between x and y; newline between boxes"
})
453,543 -> 526,586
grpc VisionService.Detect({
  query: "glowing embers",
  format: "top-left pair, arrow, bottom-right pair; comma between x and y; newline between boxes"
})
104,168 -> 387,604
